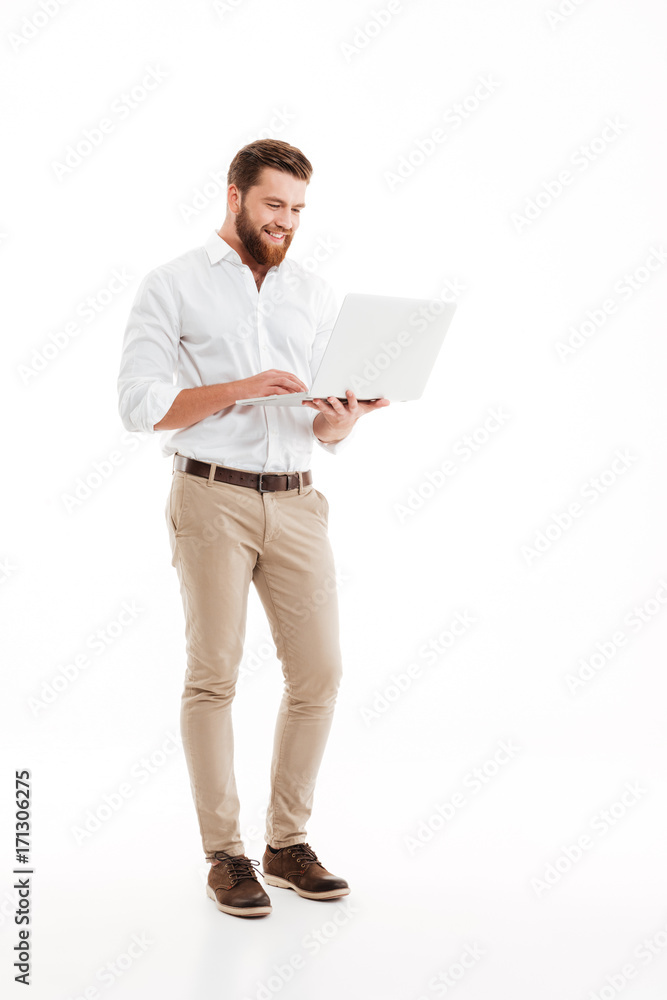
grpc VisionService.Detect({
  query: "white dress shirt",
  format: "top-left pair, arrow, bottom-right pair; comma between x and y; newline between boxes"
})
117,229 -> 356,472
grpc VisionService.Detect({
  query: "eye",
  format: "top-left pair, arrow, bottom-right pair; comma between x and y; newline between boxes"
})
267,203 -> 301,213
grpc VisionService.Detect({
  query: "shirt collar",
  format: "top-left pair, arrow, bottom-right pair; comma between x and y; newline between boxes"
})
204,228 -> 285,273
204,229 -> 244,266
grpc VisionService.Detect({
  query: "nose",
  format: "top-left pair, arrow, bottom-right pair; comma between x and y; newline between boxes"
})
274,208 -> 293,231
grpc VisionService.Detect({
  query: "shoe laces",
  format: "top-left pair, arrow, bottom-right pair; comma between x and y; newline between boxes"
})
209,852 -> 261,883
287,842 -> 320,867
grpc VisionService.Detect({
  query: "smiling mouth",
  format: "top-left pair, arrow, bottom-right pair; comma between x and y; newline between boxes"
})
265,231 -> 287,243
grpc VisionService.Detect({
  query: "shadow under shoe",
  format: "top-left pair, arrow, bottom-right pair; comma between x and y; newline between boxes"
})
261,842 -> 350,899
206,852 -> 272,917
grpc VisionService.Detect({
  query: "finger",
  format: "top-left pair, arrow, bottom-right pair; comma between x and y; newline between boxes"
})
276,382 -> 307,394
345,389 -> 359,415
276,370 -> 308,392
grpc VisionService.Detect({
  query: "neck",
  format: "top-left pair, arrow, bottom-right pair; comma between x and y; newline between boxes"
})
216,226 -> 270,279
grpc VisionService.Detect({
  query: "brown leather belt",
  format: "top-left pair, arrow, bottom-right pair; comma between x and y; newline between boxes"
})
173,453 -> 312,493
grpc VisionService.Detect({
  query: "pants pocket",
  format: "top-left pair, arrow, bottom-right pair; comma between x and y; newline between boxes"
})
313,487 -> 329,520
167,472 -> 187,534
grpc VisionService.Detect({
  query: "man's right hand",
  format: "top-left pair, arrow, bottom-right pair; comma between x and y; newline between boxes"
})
153,371 -> 310,431
234,369 -> 309,399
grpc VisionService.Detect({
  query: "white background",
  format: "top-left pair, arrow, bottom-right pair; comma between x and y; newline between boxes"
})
2,1 -> 667,998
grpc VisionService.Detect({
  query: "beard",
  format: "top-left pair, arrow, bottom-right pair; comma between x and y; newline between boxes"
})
235,202 -> 293,266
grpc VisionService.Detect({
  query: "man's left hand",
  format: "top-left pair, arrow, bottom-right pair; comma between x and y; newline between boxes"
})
301,390 -> 390,435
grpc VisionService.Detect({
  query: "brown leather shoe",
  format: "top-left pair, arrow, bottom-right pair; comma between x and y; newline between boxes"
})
206,852 -> 272,917
261,842 -> 350,899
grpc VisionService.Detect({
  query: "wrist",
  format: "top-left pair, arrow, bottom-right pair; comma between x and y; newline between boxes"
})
313,411 -> 353,444
222,380 -> 239,408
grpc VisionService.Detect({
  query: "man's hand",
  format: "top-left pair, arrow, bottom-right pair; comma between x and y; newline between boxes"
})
302,390 -> 390,440
236,369 -> 309,399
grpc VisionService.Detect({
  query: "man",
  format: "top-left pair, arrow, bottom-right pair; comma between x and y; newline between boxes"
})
117,138 -> 389,919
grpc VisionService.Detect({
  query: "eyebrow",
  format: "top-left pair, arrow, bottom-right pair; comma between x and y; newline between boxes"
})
263,196 -> 306,208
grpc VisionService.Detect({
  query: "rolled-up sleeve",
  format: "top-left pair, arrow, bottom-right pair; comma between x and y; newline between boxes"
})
310,279 -> 357,455
117,267 -> 183,433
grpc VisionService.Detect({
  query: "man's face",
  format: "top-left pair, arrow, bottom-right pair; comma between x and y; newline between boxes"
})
233,166 -> 307,267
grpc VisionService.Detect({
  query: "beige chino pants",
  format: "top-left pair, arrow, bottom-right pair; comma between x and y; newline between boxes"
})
165,463 -> 343,861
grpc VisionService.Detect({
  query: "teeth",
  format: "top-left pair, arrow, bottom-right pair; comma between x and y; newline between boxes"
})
267,231 -> 284,238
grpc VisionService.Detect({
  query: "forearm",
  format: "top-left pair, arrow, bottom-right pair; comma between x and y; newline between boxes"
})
154,381 -> 240,431
312,411 -> 353,445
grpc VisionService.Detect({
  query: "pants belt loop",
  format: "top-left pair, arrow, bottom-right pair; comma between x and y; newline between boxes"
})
207,462 -> 217,486
297,470 -> 303,494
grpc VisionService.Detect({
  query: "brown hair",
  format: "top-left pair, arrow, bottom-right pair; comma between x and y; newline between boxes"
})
227,139 -> 313,197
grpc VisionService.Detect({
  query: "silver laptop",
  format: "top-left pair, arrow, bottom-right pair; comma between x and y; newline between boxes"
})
235,292 -> 457,406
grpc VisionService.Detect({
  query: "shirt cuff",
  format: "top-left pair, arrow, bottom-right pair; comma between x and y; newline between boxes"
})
126,382 -> 183,433
313,419 -> 358,455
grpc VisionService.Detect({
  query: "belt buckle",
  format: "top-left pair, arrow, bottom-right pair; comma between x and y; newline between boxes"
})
257,473 -> 270,494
